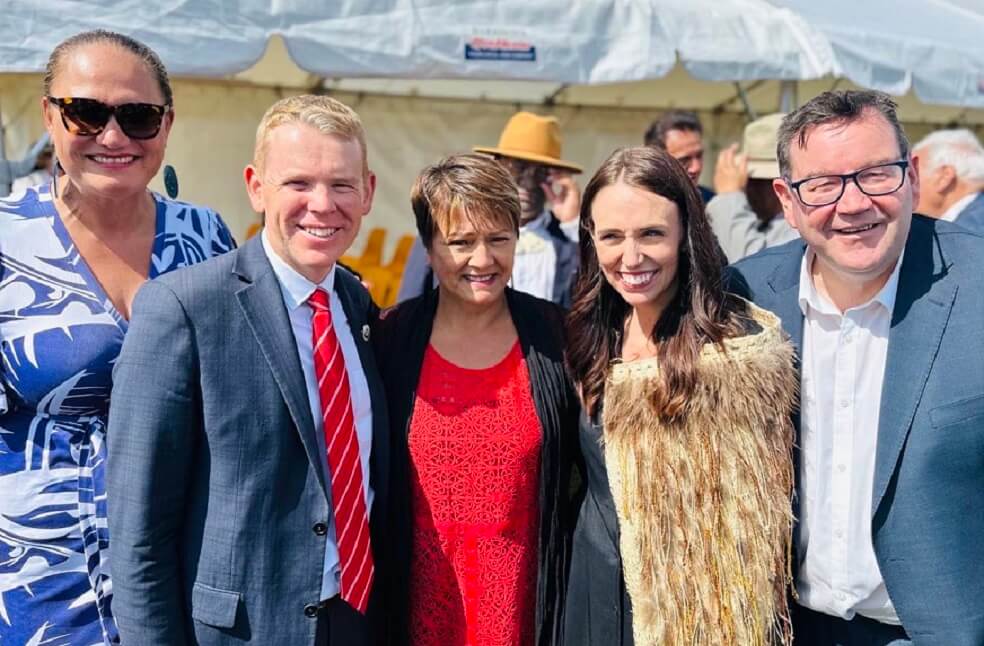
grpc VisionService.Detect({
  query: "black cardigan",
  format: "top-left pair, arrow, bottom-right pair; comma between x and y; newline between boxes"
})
372,288 -> 582,646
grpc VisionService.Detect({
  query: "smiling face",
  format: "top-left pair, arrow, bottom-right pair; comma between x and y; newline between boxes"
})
663,128 -> 704,184
591,180 -> 683,321
245,122 -> 375,284
43,41 -> 172,200
427,213 -> 516,309
774,110 -> 918,298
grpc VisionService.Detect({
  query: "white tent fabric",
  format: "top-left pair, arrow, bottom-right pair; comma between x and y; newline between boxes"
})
2,0 -> 830,81
772,0 -> 984,107
2,0 -> 982,106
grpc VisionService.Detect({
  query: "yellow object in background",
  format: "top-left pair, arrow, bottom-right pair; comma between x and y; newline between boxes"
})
245,222 -> 263,240
340,229 -> 416,307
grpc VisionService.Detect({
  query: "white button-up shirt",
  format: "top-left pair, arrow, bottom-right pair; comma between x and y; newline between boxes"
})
262,231 -> 374,601
796,249 -> 903,625
510,209 -> 558,301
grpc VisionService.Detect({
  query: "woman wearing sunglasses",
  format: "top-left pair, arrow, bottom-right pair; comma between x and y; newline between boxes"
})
0,30 -> 234,645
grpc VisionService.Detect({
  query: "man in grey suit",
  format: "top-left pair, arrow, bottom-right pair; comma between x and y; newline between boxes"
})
728,90 -> 984,645
107,95 -> 389,645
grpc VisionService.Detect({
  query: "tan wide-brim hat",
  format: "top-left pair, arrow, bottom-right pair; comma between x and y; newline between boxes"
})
474,111 -> 583,173
744,112 -> 786,180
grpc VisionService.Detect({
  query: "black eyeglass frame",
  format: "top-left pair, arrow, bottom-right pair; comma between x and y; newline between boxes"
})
786,159 -> 910,207
46,96 -> 172,140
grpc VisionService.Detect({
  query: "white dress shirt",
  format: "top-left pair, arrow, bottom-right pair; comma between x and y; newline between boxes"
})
262,231 -> 374,601
940,191 -> 981,222
510,209 -> 558,301
796,249 -> 903,625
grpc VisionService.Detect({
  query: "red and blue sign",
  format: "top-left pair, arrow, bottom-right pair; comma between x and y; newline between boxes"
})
465,36 -> 536,61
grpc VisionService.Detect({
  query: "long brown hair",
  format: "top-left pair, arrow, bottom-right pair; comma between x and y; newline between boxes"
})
566,146 -> 746,420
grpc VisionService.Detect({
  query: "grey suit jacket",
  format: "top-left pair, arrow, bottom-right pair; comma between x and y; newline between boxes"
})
955,191 -> 984,236
727,215 -> 984,646
107,236 -> 389,645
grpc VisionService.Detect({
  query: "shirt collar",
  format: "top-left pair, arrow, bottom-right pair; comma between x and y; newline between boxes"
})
521,208 -> 553,233
261,229 -> 335,310
797,247 -> 904,316
940,191 -> 981,222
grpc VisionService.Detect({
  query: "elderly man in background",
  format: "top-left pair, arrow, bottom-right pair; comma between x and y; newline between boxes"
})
912,128 -> 984,233
644,109 -> 715,203
707,113 -> 798,262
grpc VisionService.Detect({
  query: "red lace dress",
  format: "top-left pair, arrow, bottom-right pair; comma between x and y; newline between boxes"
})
408,341 -> 542,646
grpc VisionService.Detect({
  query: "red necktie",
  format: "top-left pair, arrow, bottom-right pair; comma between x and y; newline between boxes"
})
308,288 -> 374,614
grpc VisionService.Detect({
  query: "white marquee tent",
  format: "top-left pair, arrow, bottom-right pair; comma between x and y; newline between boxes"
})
2,0 -> 983,245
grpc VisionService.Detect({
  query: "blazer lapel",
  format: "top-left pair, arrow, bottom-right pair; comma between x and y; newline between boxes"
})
872,226 -> 955,516
765,246 -> 806,573
233,239 -> 328,499
766,248 -> 806,355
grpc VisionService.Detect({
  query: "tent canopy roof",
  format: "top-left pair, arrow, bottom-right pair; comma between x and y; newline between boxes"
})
2,0 -> 983,108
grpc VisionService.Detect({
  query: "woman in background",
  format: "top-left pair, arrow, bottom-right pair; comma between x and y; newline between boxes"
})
0,30 -> 233,644
374,153 -> 580,646
563,146 -> 796,645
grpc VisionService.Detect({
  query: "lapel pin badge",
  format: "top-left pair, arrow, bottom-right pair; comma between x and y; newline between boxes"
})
362,324 -> 370,342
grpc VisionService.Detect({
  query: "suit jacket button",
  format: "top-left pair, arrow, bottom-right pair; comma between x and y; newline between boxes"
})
313,522 -> 328,536
304,603 -> 318,618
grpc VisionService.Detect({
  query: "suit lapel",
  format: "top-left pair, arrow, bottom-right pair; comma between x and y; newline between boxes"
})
872,225 -> 955,516
766,248 -> 806,355
233,239 -> 329,499
764,246 -> 806,574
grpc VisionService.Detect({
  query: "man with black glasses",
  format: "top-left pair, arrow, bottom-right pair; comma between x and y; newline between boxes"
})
728,90 -> 984,646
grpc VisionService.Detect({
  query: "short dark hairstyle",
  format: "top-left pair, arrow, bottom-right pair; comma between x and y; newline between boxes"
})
44,29 -> 173,106
410,153 -> 521,249
644,110 -> 704,148
777,90 -> 909,178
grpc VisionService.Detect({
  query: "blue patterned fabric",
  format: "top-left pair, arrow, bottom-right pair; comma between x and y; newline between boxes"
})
0,183 -> 234,645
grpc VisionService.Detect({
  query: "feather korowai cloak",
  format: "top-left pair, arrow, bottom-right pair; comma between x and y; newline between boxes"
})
602,303 -> 797,646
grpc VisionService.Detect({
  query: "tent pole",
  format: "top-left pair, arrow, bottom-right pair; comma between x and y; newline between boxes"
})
779,80 -> 798,113
544,83 -> 569,107
733,82 -> 758,121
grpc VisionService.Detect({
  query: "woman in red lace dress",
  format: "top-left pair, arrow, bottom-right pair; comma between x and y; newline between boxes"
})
373,154 -> 581,646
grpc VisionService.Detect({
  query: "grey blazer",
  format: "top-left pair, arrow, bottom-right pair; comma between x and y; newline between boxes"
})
727,215 -> 984,646
107,236 -> 389,645
954,192 -> 984,236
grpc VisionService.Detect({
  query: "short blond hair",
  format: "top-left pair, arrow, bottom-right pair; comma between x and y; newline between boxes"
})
410,153 -> 521,249
253,94 -> 368,172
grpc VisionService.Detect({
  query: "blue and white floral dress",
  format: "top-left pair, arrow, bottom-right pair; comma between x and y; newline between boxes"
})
0,183 -> 234,645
